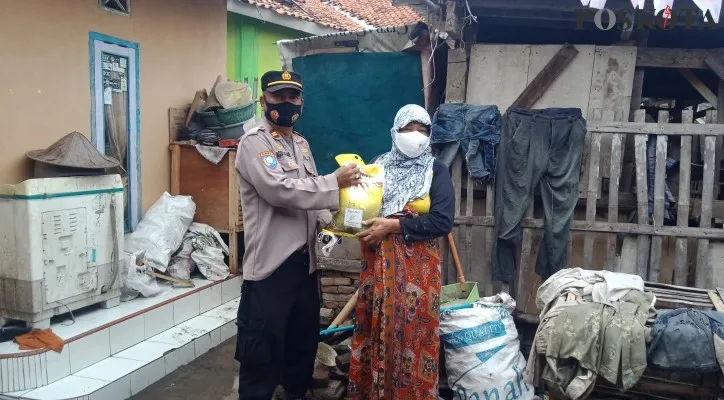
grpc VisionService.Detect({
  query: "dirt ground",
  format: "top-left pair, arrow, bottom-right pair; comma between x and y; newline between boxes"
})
133,338 -> 239,400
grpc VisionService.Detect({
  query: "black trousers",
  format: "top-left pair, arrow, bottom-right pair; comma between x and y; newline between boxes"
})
492,107 -> 587,284
235,250 -> 320,400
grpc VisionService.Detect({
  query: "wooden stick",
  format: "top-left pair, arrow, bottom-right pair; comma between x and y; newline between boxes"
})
709,291 -> 724,312
328,290 -> 358,329
145,270 -> 195,288
447,232 -> 467,292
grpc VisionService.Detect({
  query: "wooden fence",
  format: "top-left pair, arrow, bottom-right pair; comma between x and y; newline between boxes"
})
447,109 -> 724,315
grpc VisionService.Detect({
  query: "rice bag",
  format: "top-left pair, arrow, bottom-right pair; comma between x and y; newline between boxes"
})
323,154 -> 384,238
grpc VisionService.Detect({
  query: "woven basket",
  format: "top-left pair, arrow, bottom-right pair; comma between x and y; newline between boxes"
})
216,102 -> 255,126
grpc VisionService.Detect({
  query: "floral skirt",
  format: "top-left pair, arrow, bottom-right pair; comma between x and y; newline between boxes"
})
348,234 -> 441,400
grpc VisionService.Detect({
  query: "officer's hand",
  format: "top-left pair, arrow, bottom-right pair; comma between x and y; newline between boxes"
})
334,163 -> 361,188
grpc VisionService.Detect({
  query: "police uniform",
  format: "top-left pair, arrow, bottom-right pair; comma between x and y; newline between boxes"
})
233,71 -> 339,399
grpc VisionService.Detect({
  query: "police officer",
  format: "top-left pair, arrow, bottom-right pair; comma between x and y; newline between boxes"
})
233,70 -> 360,400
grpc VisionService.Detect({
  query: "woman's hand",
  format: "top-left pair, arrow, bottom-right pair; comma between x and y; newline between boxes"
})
356,218 -> 402,247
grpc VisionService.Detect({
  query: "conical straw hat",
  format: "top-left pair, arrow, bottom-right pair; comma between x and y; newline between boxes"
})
26,131 -> 120,170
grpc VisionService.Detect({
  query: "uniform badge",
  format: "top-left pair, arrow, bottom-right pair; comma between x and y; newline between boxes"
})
291,113 -> 299,123
270,110 -> 279,122
259,151 -> 277,169
282,71 -> 292,81
300,147 -> 308,153
288,161 -> 297,168
270,131 -> 280,138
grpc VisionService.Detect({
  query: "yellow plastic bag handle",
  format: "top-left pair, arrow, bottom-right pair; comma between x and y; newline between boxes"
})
335,154 -> 365,167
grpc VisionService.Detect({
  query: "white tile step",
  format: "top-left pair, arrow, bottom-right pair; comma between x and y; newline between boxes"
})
0,297 -> 240,400
0,275 -> 242,394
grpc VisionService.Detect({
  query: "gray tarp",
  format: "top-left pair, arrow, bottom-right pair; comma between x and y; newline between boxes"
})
276,24 -> 421,71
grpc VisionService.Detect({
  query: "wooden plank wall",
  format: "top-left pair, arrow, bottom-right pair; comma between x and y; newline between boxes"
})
456,44 -> 635,302
448,43 -> 724,315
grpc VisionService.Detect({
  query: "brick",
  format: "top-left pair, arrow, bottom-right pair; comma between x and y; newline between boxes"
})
320,308 -> 334,319
338,286 -> 356,294
324,300 -> 340,309
321,286 -> 338,294
322,293 -> 353,302
321,277 -> 352,286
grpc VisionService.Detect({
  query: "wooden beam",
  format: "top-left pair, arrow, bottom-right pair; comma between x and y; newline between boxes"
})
679,69 -> 718,105
317,257 -> 361,273
588,121 -> 724,136
636,48 -> 724,69
444,0 -> 460,39
510,43 -> 579,109
453,216 -> 724,239
695,110 -> 718,289
705,56 -> 724,82
445,48 -> 469,104
674,110 -> 693,286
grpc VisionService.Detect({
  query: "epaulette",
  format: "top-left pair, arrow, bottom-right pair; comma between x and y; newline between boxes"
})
245,125 -> 265,136
292,132 -> 307,144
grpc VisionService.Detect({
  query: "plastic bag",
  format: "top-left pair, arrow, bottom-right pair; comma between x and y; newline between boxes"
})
168,237 -> 195,280
317,231 -> 342,257
323,154 -> 384,238
121,250 -> 166,299
167,222 -> 230,281
124,192 -> 196,272
187,223 -> 230,281
439,293 -> 534,400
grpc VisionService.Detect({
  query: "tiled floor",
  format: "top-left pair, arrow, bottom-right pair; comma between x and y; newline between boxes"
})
0,276 -> 242,398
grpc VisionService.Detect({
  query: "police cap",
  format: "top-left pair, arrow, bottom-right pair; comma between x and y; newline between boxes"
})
261,70 -> 303,93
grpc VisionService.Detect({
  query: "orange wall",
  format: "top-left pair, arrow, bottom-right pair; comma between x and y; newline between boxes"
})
0,0 -> 227,211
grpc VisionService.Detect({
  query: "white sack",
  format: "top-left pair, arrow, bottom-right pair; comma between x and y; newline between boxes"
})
122,250 -> 165,298
187,223 -> 230,281
124,192 -> 195,272
440,293 -> 534,400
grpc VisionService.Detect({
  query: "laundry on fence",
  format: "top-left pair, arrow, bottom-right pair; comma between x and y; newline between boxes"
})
526,268 -> 656,400
431,104 -> 501,184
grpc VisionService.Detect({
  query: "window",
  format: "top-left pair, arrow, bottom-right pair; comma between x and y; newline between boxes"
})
100,0 -> 130,15
90,32 -> 140,232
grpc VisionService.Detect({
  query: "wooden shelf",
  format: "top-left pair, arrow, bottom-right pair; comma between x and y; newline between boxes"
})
169,142 -> 242,275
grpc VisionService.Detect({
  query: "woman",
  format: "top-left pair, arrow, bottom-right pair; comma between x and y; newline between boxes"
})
348,104 -> 455,400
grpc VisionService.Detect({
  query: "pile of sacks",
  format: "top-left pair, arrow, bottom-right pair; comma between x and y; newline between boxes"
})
122,192 -> 231,299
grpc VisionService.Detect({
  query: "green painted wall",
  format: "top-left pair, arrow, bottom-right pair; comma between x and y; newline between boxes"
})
227,12 -> 309,98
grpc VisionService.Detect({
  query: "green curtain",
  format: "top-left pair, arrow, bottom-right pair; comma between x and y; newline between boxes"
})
292,52 -> 424,174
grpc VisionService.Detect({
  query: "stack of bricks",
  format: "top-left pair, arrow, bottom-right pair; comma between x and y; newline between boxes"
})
319,270 -> 360,326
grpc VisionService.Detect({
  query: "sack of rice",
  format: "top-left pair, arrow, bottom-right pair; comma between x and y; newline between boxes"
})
323,154 -> 384,238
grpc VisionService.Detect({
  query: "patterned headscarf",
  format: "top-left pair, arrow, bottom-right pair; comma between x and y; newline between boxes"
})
375,104 -> 435,217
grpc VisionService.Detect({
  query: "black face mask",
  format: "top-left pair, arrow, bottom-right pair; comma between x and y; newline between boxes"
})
264,101 -> 302,127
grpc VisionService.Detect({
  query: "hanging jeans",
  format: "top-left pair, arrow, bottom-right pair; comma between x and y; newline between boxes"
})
492,108 -> 587,284
430,104 -> 501,184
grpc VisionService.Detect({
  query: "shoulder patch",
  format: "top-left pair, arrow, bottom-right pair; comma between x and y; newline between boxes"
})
259,151 -> 277,169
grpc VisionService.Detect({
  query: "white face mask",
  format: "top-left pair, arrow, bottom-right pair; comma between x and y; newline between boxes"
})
394,130 -> 430,158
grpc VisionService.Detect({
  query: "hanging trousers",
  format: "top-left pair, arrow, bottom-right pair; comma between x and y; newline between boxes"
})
235,249 -> 320,400
492,108 -> 587,284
